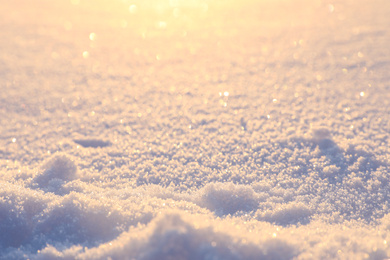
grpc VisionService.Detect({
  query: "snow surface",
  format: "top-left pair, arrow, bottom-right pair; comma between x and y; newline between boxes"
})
0,0 -> 390,259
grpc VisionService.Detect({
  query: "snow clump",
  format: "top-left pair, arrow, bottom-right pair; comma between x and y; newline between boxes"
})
196,182 -> 259,215
311,127 -> 336,150
34,154 -> 78,188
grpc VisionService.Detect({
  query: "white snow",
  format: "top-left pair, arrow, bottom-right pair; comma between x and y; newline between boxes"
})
34,155 -> 78,188
1,0 -> 390,259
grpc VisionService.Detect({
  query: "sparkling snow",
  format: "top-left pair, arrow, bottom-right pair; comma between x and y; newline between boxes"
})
1,0 -> 390,259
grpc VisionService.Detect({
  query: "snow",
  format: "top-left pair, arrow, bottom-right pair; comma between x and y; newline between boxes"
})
73,139 -> 111,148
34,155 -> 78,188
0,0 -> 390,259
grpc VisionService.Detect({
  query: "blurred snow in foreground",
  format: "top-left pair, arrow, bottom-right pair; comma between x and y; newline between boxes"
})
0,0 -> 390,259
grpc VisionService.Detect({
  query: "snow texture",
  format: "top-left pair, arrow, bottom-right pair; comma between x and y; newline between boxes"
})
1,0 -> 390,259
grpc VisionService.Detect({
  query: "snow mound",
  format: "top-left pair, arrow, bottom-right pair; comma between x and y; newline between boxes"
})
34,155 -> 78,189
196,182 -> 259,215
0,183 -> 156,256
37,212 -> 297,260
0,182 -> 51,249
311,127 -> 336,150
34,192 -> 127,247
256,202 -> 312,225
